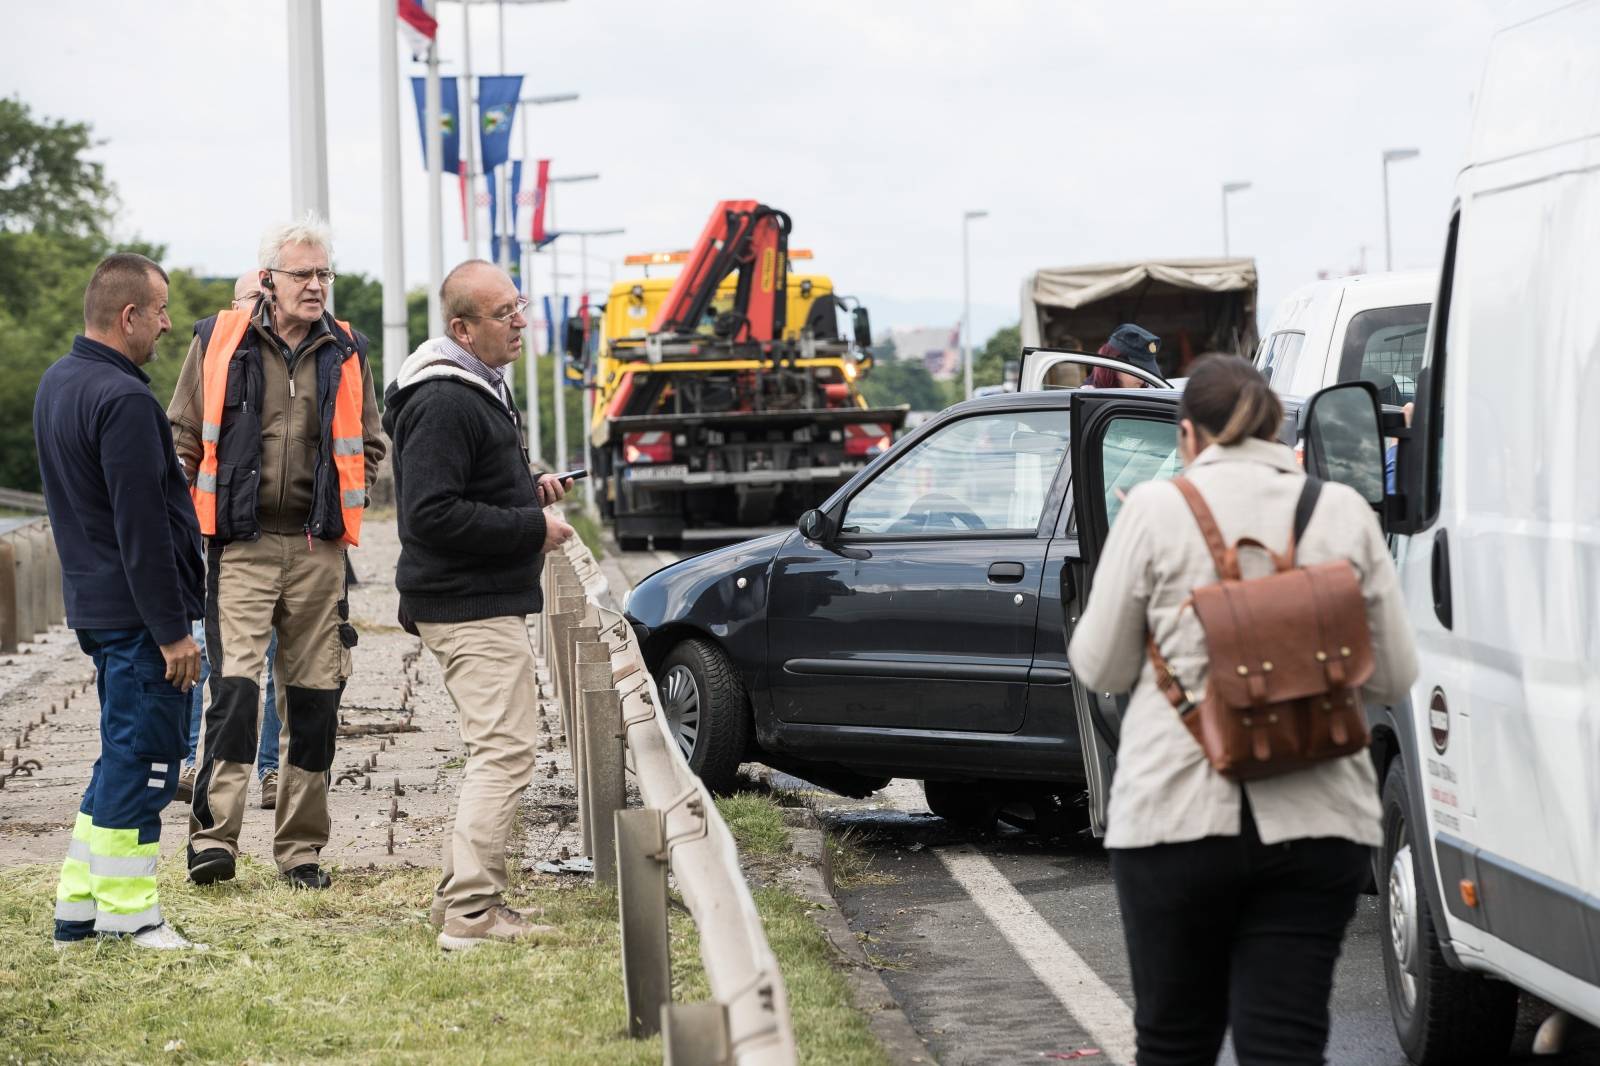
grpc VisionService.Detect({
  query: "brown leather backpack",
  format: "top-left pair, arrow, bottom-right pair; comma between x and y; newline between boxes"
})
1147,476 -> 1373,781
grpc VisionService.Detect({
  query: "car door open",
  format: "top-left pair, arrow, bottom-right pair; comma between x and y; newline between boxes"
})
1019,347 -> 1171,393
1063,389 -> 1183,834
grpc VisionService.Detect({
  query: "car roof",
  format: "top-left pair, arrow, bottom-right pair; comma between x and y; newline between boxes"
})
1263,270 -> 1434,335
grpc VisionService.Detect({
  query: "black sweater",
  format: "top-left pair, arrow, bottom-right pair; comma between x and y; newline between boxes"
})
382,372 -> 548,628
33,337 -> 205,644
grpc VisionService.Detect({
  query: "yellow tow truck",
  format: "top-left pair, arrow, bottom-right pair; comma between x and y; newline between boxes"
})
579,200 -> 906,548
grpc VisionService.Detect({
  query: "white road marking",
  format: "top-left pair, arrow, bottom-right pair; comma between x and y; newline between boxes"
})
881,779 -> 1137,1065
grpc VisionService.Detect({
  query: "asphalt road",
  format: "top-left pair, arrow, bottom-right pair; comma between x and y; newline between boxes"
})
605,531 -> 1600,1066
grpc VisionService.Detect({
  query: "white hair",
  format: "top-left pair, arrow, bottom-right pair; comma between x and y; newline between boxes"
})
258,211 -> 333,270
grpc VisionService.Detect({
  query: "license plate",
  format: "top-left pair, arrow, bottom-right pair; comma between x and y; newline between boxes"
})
624,464 -> 689,482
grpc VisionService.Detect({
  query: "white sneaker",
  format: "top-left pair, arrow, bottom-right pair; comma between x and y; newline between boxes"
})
129,922 -> 209,952
52,936 -> 93,952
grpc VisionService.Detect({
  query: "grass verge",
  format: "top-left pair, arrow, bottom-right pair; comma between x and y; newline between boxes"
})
717,794 -> 891,1066
0,857 -> 704,1065
0,800 -> 888,1065
567,508 -> 605,560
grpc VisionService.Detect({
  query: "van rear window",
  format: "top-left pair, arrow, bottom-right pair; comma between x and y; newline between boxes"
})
1339,304 -> 1429,406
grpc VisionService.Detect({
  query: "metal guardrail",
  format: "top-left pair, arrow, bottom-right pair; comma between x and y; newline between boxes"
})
0,517 -> 64,653
541,534 -> 797,1066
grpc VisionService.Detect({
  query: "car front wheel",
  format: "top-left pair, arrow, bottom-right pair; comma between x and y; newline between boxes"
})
658,638 -> 750,795
1380,758 -> 1516,1064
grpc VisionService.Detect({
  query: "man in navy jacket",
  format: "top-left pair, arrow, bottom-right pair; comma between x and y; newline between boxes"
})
33,252 -> 206,951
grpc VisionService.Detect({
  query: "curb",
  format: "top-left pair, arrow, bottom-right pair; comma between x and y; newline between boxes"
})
778,807 -> 936,1066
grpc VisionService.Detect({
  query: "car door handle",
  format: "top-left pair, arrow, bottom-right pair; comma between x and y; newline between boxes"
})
988,562 -> 1026,583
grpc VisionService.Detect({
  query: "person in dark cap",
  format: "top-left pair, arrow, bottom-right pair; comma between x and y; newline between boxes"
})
1089,323 -> 1163,388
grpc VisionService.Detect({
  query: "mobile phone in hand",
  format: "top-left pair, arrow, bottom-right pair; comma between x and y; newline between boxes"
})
553,468 -> 589,483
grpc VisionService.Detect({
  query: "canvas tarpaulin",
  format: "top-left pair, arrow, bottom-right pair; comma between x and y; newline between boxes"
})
1020,257 -> 1259,376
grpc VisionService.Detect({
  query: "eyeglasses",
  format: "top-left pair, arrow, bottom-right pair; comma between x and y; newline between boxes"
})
463,297 -> 530,325
270,267 -> 337,286
232,291 -> 261,307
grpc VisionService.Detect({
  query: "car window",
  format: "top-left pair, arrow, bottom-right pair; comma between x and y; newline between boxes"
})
842,409 -> 1070,535
1337,304 -> 1430,406
1101,416 -> 1180,526
1261,331 -> 1306,391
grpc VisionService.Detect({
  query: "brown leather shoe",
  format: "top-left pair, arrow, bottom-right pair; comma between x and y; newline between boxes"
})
258,768 -> 278,810
436,904 -> 554,952
175,764 -> 197,804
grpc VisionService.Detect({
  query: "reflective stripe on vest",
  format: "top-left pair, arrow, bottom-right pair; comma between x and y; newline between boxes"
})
331,318 -> 366,547
189,309 -> 252,535
189,312 -> 367,546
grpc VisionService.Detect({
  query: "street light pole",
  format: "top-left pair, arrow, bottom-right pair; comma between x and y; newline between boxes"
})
962,209 -> 987,401
287,0 -> 331,225
1382,148 -> 1420,271
516,93 -> 578,465
1221,181 -> 1252,257
377,0 -> 408,390
423,37 -> 445,338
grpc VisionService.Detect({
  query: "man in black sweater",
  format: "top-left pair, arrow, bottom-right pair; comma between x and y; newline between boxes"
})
382,260 -> 573,951
33,253 -> 206,951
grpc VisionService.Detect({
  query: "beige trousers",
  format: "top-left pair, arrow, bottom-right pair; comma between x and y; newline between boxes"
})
417,615 -> 539,921
190,533 -> 352,871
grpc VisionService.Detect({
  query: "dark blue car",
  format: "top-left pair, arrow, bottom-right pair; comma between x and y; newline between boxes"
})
622,350 -> 1196,831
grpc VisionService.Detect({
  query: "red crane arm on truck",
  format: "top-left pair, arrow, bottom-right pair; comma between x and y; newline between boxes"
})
648,200 -> 793,343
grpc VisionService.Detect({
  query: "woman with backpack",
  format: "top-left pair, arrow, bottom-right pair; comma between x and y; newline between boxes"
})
1068,355 -> 1418,1065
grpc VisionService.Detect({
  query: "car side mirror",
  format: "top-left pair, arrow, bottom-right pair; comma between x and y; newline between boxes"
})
798,508 -> 836,544
852,307 -> 872,350
1303,381 -> 1386,507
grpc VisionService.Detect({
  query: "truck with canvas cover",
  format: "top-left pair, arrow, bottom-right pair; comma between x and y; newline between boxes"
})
582,200 -> 907,547
1019,257 -> 1259,387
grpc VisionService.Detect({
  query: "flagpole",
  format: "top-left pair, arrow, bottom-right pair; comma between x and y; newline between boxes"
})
461,3 -> 480,259
424,32 -> 445,337
520,118 -> 540,464
379,0 -> 408,390
550,182 -> 564,470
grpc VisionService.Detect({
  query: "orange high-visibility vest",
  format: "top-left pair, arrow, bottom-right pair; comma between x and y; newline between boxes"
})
190,311 -> 367,547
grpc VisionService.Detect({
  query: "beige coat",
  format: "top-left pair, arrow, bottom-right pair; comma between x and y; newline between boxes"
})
168,303 -> 386,536
1067,437 -> 1418,849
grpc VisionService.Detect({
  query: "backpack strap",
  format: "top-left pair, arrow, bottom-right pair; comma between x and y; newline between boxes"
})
1171,477 -> 1236,580
1288,477 -> 1323,563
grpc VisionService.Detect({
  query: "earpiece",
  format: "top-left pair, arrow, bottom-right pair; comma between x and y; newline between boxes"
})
261,272 -> 275,292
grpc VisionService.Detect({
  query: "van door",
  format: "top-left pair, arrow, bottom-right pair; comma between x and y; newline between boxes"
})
1062,389 -> 1183,834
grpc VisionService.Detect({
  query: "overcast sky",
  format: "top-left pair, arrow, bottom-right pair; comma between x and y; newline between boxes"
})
6,1 -> 1526,345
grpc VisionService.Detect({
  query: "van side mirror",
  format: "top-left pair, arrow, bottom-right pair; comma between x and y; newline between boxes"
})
798,508 -> 836,544
852,307 -> 872,350
1302,381 -> 1386,506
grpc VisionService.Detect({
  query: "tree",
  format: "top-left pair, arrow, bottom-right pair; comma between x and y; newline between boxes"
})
972,322 -> 1022,390
858,358 -> 948,412
0,97 -> 112,238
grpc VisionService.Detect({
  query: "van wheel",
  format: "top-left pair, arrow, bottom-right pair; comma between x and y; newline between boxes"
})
657,639 -> 749,795
922,780 -> 998,831
1380,759 -> 1516,1064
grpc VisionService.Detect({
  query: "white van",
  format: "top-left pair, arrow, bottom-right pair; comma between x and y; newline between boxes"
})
1255,271 -> 1434,405
1359,4 -> 1600,1061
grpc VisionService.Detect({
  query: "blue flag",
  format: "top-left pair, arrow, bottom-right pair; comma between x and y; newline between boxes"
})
488,161 -> 524,288
409,76 -> 460,174
477,75 -> 523,173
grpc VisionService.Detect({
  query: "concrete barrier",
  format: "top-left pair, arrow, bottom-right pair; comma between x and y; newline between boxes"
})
0,518 -> 65,650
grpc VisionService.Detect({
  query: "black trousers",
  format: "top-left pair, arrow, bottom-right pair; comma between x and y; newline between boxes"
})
1109,806 -> 1369,1066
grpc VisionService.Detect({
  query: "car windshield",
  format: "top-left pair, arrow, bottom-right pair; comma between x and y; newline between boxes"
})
843,409 -> 1071,535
